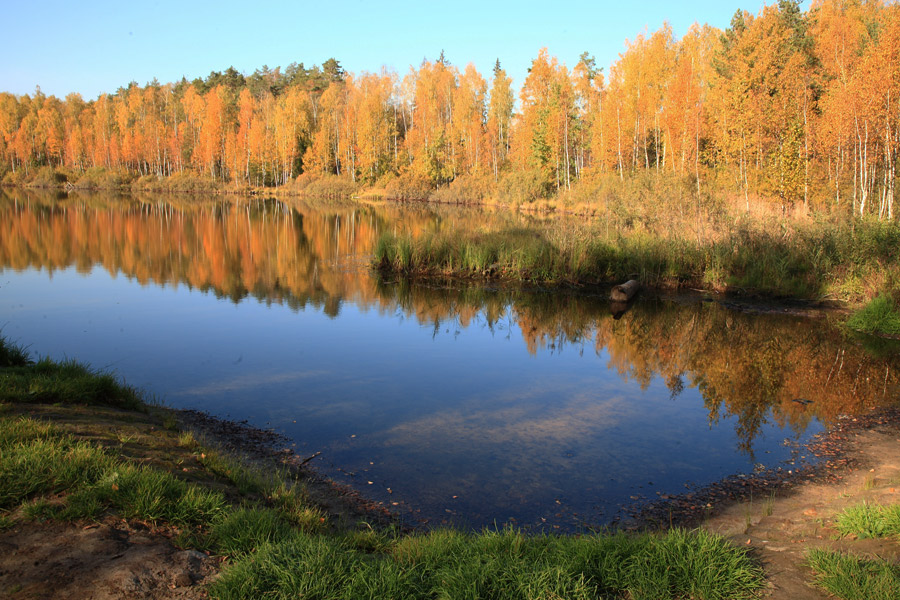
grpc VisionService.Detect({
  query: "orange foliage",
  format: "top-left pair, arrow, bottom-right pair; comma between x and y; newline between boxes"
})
0,4 -> 897,217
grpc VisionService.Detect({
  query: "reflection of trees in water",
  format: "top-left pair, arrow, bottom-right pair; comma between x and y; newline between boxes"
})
3,189 -> 897,456
375,282 -> 900,456
0,188 -> 534,316
0,190 -> 391,314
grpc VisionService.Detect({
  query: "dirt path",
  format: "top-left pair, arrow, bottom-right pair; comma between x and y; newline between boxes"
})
704,423 -> 900,599
0,517 -> 218,599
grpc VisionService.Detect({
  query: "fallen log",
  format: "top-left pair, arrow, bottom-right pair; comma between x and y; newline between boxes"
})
610,279 -> 641,302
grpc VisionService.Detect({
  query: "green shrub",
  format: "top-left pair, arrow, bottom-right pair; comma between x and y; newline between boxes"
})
2,169 -> 29,186
294,173 -> 359,198
26,166 -> 67,188
498,168 -> 549,205
431,174 -> 494,204
132,171 -> 222,193
74,167 -> 134,189
847,294 -> 900,336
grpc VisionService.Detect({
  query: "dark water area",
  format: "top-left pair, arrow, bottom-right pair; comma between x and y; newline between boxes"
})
1,188 -> 898,530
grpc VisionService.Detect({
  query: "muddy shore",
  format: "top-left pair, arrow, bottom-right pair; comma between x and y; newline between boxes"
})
177,397 -> 900,537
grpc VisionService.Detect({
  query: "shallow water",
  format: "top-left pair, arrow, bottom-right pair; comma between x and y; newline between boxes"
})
1,189 -> 897,530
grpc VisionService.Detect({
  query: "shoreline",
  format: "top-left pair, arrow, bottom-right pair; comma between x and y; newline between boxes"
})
618,405 -> 900,532
176,397 -> 900,537
377,269 -> 852,313
3,337 -> 899,598
172,408 -> 402,532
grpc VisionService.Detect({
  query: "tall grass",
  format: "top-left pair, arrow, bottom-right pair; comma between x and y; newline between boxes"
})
0,337 -> 31,367
210,527 -> 765,600
1,337 -> 143,409
847,295 -> 900,336
374,217 -> 900,303
0,356 -> 143,410
807,549 -> 900,600
835,503 -> 900,539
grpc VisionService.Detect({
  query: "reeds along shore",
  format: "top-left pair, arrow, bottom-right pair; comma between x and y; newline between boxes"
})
374,212 -> 900,305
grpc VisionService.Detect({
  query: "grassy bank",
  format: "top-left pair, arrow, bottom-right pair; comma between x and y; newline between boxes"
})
374,216 -> 900,307
0,336 -> 772,599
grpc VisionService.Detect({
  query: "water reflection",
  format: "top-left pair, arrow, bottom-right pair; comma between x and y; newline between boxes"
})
1,189 -> 898,529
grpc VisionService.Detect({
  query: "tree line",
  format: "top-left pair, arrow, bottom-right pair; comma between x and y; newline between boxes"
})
1,0 -> 898,218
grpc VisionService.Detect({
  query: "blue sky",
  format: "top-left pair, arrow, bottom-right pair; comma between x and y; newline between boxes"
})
4,1 -> 810,100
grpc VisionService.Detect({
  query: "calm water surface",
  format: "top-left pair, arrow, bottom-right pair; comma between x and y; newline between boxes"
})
2,189 -> 898,530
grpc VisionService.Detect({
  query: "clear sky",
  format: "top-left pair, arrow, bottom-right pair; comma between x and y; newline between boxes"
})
4,1 -> 811,100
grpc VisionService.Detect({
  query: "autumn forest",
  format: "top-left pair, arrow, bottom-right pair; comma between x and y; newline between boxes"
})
1,0 -> 899,220
6,3 -> 900,590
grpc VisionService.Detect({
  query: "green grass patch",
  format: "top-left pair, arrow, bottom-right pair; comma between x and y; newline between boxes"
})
208,507 -> 296,555
266,481 -> 326,531
209,527 -> 765,600
807,549 -> 900,600
0,420 -> 116,509
197,449 -> 270,496
97,465 -> 227,525
0,343 -> 143,410
196,449 -> 327,531
847,294 -> 900,336
835,503 -> 900,539
0,337 -> 31,367
0,416 -> 226,524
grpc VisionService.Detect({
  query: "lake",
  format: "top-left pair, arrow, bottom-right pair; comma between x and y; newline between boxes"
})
1,188 -> 897,530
